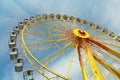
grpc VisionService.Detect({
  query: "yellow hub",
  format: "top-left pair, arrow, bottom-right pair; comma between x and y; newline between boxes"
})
73,29 -> 90,38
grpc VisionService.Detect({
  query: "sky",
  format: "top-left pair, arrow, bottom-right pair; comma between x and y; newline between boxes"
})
0,0 -> 120,80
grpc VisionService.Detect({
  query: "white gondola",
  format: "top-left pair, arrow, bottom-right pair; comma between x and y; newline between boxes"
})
30,16 -> 35,23
109,32 -> 115,38
83,20 -> 88,24
49,14 -> 54,19
24,19 -> 29,24
10,47 -> 18,60
116,36 -> 120,42
42,14 -> 47,20
56,14 -> 61,19
103,28 -> 109,34
36,15 -> 41,21
96,25 -> 102,30
18,22 -> 24,29
63,15 -> 68,20
89,22 -> 95,27
76,18 -> 81,23
23,70 -> 34,80
14,26 -> 20,34
14,58 -> 24,72
8,39 -> 16,48
69,16 -> 75,22
10,31 -> 17,40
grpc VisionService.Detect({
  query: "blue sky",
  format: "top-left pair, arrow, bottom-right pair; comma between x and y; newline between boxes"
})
0,0 -> 120,80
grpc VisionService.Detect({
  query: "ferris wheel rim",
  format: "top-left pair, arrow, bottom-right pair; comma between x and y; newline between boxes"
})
20,14 -> 120,80
21,18 -> 70,79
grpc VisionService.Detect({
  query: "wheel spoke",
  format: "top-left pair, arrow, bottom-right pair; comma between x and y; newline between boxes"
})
40,42 -> 72,64
23,49 -> 51,80
82,38 -> 104,80
26,38 -> 68,47
47,20 -> 67,31
13,14 -> 120,80
88,38 -> 120,58
65,48 -> 76,78
45,46 -> 71,66
90,43 -> 120,64
93,55 -> 120,79
25,31 -> 48,36
77,45 -> 89,80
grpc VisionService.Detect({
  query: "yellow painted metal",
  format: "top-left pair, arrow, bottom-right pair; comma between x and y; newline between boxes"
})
87,27 -> 96,33
73,29 -> 90,38
88,38 -> 120,59
92,44 -> 120,64
82,39 -> 104,80
20,15 -> 120,80
31,47 -> 52,53
48,20 -> 67,30
45,47 -> 70,66
53,29 -> 65,33
66,48 -> 76,78
36,25 -> 50,30
22,19 -> 69,80
62,16 -> 78,29
92,35 -> 120,49
26,31 -> 66,39
93,55 -> 120,79
104,46 -> 120,58
81,65 -> 88,80
40,42 -> 71,63
27,38 -> 68,47
100,42 -> 120,48
41,43 -> 70,65
76,45 -> 89,80
22,49 -> 52,80
57,20 -> 68,29
26,31 -> 47,36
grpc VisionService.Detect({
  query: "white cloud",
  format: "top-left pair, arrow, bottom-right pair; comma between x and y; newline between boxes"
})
102,0 -> 120,34
0,0 -> 29,19
89,0 -> 120,36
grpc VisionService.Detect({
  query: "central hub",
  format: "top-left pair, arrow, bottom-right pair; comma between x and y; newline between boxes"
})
78,30 -> 86,35
73,29 -> 90,38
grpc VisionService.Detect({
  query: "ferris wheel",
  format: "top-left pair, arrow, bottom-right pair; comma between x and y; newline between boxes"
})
8,14 -> 120,80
